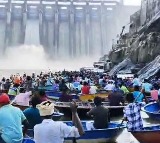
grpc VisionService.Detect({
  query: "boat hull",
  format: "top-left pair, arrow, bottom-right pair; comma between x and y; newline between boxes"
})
55,102 -> 124,119
143,102 -> 160,120
79,93 -> 108,102
65,121 -> 125,143
26,121 -> 125,142
132,131 -> 160,143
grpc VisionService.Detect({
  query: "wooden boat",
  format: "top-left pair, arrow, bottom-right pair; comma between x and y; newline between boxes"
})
54,102 -> 125,119
25,121 -> 125,143
65,121 -> 125,143
131,125 -> 160,143
142,102 -> 160,120
79,93 -> 108,102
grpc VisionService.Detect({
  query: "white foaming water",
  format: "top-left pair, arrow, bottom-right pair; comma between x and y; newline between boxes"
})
0,45 -> 99,77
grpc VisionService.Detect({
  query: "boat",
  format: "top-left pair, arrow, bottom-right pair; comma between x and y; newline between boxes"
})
65,121 -> 125,143
142,102 -> 160,120
22,138 -> 35,143
46,91 -> 108,102
25,121 -> 125,143
45,91 -> 63,100
131,125 -> 160,143
54,102 -> 125,119
79,93 -> 109,102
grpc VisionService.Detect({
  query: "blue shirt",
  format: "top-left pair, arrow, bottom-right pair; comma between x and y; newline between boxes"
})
133,91 -> 144,102
142,83 -> 152,93
0,104 -> 26,143
23,107 -> 42,129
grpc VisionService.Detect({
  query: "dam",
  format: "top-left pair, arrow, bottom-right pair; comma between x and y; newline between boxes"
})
0,0 -> 138,58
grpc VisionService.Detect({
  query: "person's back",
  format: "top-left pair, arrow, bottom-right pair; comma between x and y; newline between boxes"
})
34,101 -> 84,143
0,105 -> 26,143
90,106 -> 109,129
123,93 -> 145,131
108,90 -> 124,106
34,120 -> 79,143
23,96 -> 42,129
24,107 -> 42,129
87,97 -> 110,129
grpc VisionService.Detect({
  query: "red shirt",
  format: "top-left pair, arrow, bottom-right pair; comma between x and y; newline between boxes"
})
81,86 -> 90,94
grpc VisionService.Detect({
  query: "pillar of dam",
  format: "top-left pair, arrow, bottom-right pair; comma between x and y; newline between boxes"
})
0,0 -> 131,59
0,2 -> 8,55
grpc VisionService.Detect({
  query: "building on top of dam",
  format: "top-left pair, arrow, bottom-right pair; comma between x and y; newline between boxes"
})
0,0 -> 139,58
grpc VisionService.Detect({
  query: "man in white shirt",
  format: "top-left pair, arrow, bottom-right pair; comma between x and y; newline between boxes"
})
34,101 -> 84,143
89,83 -> 98,94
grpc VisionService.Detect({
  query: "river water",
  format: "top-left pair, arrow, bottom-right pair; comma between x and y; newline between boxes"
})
0,69 -> 160,143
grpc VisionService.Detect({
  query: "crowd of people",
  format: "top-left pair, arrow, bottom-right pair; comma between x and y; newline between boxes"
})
0,70 -> 160,143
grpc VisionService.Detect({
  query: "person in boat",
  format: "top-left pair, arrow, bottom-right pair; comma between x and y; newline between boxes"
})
150,83 -> 159,101
142,79 -> 152,97
3,79 -> 11,93
34,100 -> 84,143
132,74 -> 141,87
37,90 -> 48,103
86,96 -> 110,130
0,93 -> 29,143
104,81 -> 115,91
12,88 -> 32,107
119,82 -> 129,94
23,96 -> 42,129
123,93 -> 145,131
59,90 -> 72,102
89,83 -> 98,94
81,81 -> 90,95
59,79 -> 69,93
8,83 -> 20,100
52,80 -> 60,92
108,87 -> 125,106
133,85 -> 145,102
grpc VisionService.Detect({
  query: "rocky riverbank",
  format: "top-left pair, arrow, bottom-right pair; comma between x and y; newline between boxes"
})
108,9 -> 160,79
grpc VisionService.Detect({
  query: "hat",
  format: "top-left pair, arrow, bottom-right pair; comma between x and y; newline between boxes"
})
0,94 -> 10,104
36,101 -> 54,116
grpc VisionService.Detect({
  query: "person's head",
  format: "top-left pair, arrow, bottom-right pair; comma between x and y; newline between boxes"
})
134,85 -> 140,91
83,81 -> 88,86
30,96 -> 41,108
94,96 -> 102,106
19,87 -> 25,93
153,83 -> 159,90
38,90 -> 46,97
144,79 -> 148,83
36,101 -> 54,119
0,93 -> 10,107
126,93 -> 134,103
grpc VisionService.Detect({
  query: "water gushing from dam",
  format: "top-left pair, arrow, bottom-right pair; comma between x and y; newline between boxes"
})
0,0 -> 140,69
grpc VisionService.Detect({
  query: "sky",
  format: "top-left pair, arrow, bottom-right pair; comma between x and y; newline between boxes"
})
124,0 -> 141,6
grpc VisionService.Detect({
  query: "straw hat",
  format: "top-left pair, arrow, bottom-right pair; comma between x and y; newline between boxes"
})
36,101 -> 54,116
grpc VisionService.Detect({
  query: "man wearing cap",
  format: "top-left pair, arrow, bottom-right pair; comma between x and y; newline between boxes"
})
0,93 -> 29,143
34,101 -> 84,143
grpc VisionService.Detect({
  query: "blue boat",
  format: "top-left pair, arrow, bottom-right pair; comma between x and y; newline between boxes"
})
45,91 -> 62,100
131,125 -> 160,143
142,102 -> 160,120
65,121 -> 125,143
26,121 -> 125,143
22,139 -> 35,143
